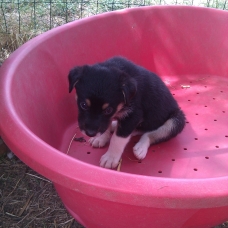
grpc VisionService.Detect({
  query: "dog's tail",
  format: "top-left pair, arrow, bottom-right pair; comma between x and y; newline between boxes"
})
148,109 -> 186,145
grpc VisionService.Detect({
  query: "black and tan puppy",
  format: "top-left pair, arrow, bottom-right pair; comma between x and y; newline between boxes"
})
68,56 -> 185,169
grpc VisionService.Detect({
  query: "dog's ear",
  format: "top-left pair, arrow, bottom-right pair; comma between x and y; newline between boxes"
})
68,66 -> 86,93
120,73 -> 137,105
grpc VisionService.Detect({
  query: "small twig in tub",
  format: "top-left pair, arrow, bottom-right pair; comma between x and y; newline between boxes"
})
197,76 -> 209,81
181,85 -> 191,89
117,159 -> 122,171
164,80 -> 177,90
125,155 -> 140,162
66,133 -> 77,155
74,137 -> 86,143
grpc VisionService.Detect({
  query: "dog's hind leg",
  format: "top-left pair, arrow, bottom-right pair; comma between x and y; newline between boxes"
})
133,111 -> 185,160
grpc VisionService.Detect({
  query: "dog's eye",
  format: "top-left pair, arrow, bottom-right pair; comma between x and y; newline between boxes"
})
103,107 -> 113,115
80,102 -> 89,111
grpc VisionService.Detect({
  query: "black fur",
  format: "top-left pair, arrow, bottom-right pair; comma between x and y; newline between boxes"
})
68,56 -> 185,140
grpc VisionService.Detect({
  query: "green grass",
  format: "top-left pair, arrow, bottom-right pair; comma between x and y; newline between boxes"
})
0,0 -> 227,63
1,0 -> 227,36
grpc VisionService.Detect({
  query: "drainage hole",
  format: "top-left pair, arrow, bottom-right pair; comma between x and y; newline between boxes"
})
194,168 -> 198,171
205,128 -> 208,131
214,119 -> 217,121
184,148 -> 187,150
158,170 -> 162,174
205,156 -> 209,159
188,100 -> 191,101
195,113 -> 199,115
186,121 -> 189,124
172,159 -> 175,161
226,135 -> 228,138
213,98 -> 216,100
204,105 -> 207,107
220,91 -> 223,93
194,138 -> 198,140
138,161 -> 142,163
222,111 -> 225,113
87,151 -> 91,154
215,146 -> 219,148
196,93 -> 199,94
204,86 -> 207,88
172,94 -> 175,96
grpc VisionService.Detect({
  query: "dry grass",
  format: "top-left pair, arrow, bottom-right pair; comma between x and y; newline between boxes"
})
0,32 -> 37,66
0,152 -> 84,228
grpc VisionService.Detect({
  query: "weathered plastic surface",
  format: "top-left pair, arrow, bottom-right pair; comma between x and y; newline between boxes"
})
0,6 -> 228,228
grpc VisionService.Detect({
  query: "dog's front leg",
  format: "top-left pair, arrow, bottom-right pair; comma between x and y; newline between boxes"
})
89,130 -> 111,148
100,132 -> 131,169
89,121 -> 117,148
100,114 -> 141,169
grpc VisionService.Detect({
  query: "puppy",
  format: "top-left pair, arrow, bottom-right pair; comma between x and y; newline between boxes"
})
68,56 -> 185,169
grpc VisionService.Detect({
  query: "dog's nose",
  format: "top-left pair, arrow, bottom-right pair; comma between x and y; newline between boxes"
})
85,130 -> 97,137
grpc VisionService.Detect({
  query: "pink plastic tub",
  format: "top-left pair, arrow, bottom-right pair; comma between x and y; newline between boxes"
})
0,6 -> 228,228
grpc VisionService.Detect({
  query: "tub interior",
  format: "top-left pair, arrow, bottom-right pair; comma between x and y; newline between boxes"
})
63,73 -> 228,178
8,6 -> 228,179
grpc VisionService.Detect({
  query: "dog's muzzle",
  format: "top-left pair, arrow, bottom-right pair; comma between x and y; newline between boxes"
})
85,129 -> 98,137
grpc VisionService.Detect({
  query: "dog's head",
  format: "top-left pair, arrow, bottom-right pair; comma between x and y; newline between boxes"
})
68,64 -> 137,137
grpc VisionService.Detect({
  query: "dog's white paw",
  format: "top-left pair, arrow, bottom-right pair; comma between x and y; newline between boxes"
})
133,133 -> 150,160
100,151 -> 121,169
133,141 -> 149,160
89,132 -> 110,148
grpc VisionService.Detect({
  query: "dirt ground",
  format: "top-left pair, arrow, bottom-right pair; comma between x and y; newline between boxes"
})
0,147 -> 84,228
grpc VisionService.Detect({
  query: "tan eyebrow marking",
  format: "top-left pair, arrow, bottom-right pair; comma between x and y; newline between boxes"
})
85,99 -> 91,107
102,103 -> 109,110
116,103 -> 124,112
